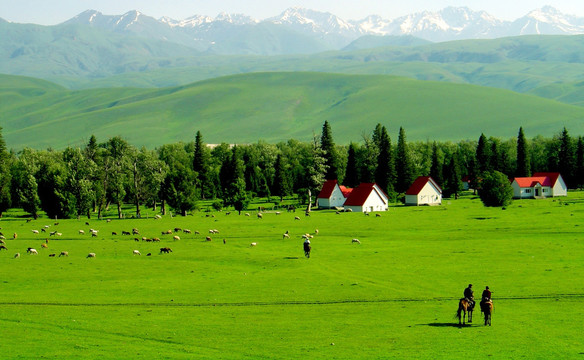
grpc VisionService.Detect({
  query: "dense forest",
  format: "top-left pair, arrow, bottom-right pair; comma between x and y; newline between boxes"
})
0,123 -> 582,219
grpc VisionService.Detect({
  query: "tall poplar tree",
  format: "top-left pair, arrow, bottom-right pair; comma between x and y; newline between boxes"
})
476,133 -> 490,172
516,127 -> 531,177
575,137 -> 584,189
193,131 -> 211,199
272,153 -> 291,202
320,120 -> 338,180
395,127 -> 414,193
0,126 -> 11,217
558,127 -> 575,188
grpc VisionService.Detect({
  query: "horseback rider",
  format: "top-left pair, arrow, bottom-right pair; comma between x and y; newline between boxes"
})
464,284 -> 475,309
480,286 -> 492,309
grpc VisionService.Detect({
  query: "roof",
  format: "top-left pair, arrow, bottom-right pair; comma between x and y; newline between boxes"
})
513,173 -> 562,188
405,176 -> 442,195
344,183 -> 388,206
339,186 -> 353,198
317,180 -> 338,199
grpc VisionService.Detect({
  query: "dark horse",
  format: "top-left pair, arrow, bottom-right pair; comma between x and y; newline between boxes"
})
481,300 -> 493,326
456,298 -> 474,325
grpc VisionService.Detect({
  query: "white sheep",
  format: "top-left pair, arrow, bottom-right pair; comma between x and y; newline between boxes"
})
27,248 -> 38,255
133,250 -> 141,256
86,252 -> 96,258
79,230 -> 85,235
250,242 -> 257,247
352,238 -> 361,244
14,253 -> 20,259
173,235 -> 180,241
283,233 -> 290,239
31,230 -> 39,234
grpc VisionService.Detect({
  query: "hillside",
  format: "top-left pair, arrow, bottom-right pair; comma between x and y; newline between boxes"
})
2,72 -> 584,150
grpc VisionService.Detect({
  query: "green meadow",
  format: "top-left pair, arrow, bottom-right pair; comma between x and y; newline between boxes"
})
3,72 -> 584,150
1,192 -> 583,359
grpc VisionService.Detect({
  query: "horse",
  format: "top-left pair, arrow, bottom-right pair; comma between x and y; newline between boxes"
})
481,299 -> 493,326
456,298 -> 474,325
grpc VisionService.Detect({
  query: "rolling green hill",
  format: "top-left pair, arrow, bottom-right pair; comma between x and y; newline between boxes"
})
3,72 -> 584,150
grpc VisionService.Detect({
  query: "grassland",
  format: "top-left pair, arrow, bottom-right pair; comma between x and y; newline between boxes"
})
0,192 -> 583,358
3,72 -> 584,150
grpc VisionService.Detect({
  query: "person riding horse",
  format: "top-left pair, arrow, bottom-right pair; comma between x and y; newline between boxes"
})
480,286 -> 492,308
464,284 -> 475,310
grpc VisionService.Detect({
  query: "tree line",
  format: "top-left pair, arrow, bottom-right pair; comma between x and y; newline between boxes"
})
0,124 -> 583,219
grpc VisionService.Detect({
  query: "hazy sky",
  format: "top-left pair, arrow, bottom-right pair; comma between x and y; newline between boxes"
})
1,0 -> 583,25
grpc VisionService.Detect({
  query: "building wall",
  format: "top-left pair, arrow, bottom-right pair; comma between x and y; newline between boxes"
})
317,185 -> 346,208
552,177 -> 568,197
405,183 -> 441,206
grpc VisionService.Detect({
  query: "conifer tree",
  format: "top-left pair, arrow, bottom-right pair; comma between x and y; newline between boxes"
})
476,133 -> 490,172
193,131 -> 211,199
0,126 -> 11,217
558,127 -> 575,187
273,153 -> 291,202
320,120 -> 338,180
375,126 -> 395,197
516,127 -> 531,177
575,137 -> 584,189
395,127 -> 414,193
429,142 -> 443,187
344,142 -> 360,188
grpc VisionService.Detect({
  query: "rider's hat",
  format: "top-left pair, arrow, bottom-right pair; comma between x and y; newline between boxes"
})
468,284 -> 472,287
486,286 -> 489,289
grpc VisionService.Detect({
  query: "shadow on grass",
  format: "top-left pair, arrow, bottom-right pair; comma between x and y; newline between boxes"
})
283,257 -> 300,260
423,323 -> 474,328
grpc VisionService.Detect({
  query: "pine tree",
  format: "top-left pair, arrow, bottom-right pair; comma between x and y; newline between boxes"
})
395,127 -> 414,193
375,126 -> 395,197
193,131 -> 211,199
575,137 -> 584,189
558,127 -> 575,188
476,133 -> 490,172
273,153 -> 291,202
344,142 -> 360,188
516,127 -> 531,177
429,142 -> 443,187
320,120 -> 338,180
0,126 -> 11,216
443,153 -> 462,199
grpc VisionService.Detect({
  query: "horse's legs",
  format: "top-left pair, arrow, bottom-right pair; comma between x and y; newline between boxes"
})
468,309 -> 472,323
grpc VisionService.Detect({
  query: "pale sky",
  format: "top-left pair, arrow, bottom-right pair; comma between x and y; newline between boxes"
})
1,0 -> 583,25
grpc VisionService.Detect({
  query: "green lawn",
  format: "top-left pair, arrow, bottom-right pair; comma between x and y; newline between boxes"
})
0,193 -> 583,358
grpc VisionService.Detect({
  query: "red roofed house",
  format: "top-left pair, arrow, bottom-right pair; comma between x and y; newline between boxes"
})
317,180 -> 350,209
511,172 -> 567,199
343,183 -> 389,213
405,176 -> 442,206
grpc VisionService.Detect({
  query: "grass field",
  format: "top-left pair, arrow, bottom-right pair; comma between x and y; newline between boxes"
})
3,72 -> 584,150
1,193 -> 583,358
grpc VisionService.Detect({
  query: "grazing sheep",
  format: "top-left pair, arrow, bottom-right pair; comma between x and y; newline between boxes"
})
13,233 -> 17,239
335,211 -> 340,215
86,252 -> 96,258
45,238 -> 49,244
41,243 -> 48,248
364,212 -> 370,216
32,230 -> 39,234
122,231 -> 131,235
112,231 -> 118,235
41,228 -> 46,232
44,225 -> 50,229
174,227 -> 182,233
173,235 -> 180,241
162,230 -> 172,235
283,233 -> 290,239
352,238 -> 361,244
376,213 -> 381,217
14,253 -> 20,258
50,231 -> 57,236
257,213 -> 263,219
132,228 -> 139,235
49,253 -> 56,257
245,213 -> 250,217
79,230 -> 85,235
305,212 -> 310,217
275,211 -> 281,215
152,238 -> 161,242
133,250 -> 141,256
315,229 -> 319,235
154,214 -> 162,219
223,239 -> 226,244
91,232 -> 98,238
0,238 -> 5,244
54,222 -> 59,226
250,242 -> 257,247
206,236 -> 212,241
345,208 -> 353,212
56,232 -> 62,237
146,253 -> 152,256
85,222 -> 90,225
59,251 -> 69,257
159,247 -> 172,254
194,231 -> 200,235
183,229 -> 191,234
225,212 -> 231,216
27,248 -> 38,255
213,229 -> 219,234
0,245 -> 7,251
294,216 -> 301,220
106,219 -> 112,223
134,238 -> 140,242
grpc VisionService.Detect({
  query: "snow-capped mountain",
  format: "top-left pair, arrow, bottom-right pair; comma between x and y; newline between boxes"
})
44,6 -> 584,54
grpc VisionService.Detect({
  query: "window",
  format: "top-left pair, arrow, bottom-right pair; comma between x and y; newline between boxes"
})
525,189 -> 531,193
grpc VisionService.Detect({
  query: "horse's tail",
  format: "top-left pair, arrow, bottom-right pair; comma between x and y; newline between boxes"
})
456,302 -> 462,320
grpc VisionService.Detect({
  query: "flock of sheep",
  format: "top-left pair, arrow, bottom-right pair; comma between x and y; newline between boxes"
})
0,211 -> 364,260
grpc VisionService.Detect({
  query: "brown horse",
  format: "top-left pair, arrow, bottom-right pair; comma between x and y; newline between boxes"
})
457,298 -> 474,325
481,300 -> 493,326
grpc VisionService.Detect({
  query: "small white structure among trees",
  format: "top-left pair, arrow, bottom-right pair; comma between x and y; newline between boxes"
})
405,176 -> 442,206
511,172 -> 567,199
317,180 -> 350,209
343,183 -> 389,213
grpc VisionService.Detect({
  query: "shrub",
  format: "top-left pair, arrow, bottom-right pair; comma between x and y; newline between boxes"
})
478,171 -> 514,207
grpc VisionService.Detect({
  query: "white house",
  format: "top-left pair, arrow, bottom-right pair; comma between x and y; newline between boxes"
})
511,172 -> 567,199
405,176 -> 442,206
343,183 -> 388,213
317,180 -> 351,208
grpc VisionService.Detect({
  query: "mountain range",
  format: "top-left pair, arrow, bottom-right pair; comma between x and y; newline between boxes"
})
5,6 -> 584,53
